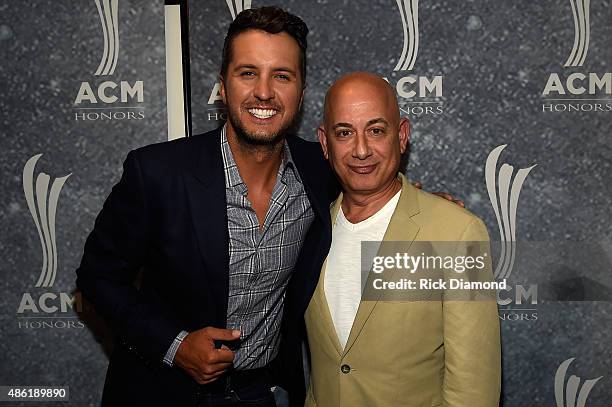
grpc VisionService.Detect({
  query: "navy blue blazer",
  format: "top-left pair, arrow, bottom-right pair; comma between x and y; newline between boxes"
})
76,127 -> 337,406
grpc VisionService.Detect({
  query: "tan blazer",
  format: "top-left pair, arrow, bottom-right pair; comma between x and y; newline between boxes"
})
305,174 -> 501,407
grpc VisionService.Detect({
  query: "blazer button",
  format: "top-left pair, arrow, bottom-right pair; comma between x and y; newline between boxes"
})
341,364 -> 351,374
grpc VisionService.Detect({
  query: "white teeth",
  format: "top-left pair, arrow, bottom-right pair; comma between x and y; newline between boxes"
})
248,108 -> 277,119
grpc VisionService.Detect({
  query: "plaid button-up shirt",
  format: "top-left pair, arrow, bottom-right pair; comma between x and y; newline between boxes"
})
221,126 -> 314,369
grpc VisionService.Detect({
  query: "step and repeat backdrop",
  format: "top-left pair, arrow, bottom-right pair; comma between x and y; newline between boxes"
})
0,0 -> 610,406
0,0 -> 169,405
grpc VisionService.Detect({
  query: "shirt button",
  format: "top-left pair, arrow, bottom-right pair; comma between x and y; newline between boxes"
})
341,364 -> 351,374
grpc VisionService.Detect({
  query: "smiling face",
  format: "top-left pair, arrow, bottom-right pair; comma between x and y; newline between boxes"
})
318,73 -> 410,197
220,29 -> 304,146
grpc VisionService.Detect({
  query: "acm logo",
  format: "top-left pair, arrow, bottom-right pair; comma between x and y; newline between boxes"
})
563,0 -> 592,69
93,0 -> 120,76
555,358 -> 603,407
485,145 -> 539,321
17,155 -> 84,329
226,0 -> 252,20
542,0 -> 611,113
394,0 -> 420,72
73,0 -> 145,121
386,0 -> 443,116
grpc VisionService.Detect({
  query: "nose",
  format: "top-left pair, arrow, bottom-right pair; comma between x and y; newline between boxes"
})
253,76 -> 274,101
352,132 -> 372,160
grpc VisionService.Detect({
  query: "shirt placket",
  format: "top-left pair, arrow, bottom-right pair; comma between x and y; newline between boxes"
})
249,172 -> 289,286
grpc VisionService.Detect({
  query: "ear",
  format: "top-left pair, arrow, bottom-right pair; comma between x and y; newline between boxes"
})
219,75 -> 227,105
317,125 -> 329,160
398,117 -> 410,154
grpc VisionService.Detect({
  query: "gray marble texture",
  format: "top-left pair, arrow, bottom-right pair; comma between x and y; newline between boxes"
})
1,1 -> 167,406
0,0 -> 610,406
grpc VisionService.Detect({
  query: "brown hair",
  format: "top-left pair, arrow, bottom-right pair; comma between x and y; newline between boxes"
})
220,6 -> 309,87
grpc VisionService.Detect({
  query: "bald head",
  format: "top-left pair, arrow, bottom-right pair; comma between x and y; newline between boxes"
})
317,71 -> 410,199
323,72 -> 399,125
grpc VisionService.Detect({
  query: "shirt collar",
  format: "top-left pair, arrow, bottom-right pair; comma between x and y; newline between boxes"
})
220,125 -> 302,190
281,138 -> 301,183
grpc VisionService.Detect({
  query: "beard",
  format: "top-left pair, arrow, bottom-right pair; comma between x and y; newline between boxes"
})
227,105 -> 296,148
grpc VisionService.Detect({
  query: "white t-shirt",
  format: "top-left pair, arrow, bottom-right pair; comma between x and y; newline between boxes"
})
324,191 -> 401,348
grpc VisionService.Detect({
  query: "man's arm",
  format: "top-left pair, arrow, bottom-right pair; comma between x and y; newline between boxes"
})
76,151 -> 183,364
442,218 -> 501,407
76,151 -> 240,383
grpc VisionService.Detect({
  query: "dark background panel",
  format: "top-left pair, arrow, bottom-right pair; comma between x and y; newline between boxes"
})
0,1 -> 168,405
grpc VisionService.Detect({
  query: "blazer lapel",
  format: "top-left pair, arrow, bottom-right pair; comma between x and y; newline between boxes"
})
287,136 -> 332,233
182,129 -> 230,326
312,197 -> 344,355
312,259 -> 344,356
342,174 -> 421,356
286,136 -> 334,314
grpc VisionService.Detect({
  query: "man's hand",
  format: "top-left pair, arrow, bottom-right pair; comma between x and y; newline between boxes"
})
413,181 -> 465,208
174,327 -> 240,384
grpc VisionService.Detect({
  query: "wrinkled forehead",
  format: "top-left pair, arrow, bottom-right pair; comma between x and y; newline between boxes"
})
324,80 -> 399,127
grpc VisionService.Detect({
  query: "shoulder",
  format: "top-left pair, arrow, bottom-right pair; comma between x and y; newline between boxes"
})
127,128 -> 220,173
411,184 -> 489,240
416,187 -> 479,222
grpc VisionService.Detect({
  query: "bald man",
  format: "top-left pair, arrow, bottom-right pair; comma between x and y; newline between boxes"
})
304,73 -> 501,407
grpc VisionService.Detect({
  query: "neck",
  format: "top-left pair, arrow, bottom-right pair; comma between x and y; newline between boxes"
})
342,176 -> 402,223
226,125 -> 284,191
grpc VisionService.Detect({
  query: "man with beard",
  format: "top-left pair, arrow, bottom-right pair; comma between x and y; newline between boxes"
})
77,7 -> 336,407
76,7 -> 458,407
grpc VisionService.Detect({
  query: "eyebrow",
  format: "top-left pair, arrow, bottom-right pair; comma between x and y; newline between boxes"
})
366,118 -> 389,127
234,64 -> 259,71
332,118 -> 389,129
332,122 -> 354,129
273,66 -> 297,75
233,64 -> 297,75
